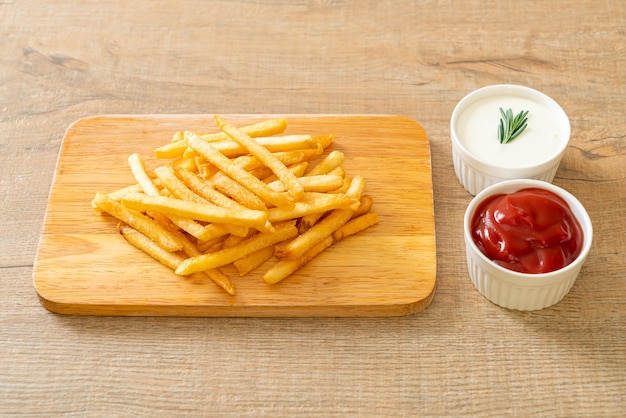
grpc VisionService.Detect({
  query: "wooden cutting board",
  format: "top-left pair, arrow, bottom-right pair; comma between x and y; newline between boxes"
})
33,115 -> 436,317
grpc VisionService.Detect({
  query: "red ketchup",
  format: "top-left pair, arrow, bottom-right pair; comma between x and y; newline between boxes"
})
471,188 -> 583,274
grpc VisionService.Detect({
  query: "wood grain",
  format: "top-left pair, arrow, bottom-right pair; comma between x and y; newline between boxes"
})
33,115 -> 436,316
2,0 -> 624,416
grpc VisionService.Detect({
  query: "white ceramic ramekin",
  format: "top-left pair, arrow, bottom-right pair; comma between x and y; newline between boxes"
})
463,179 -> 593,311
451,84 -> 571,195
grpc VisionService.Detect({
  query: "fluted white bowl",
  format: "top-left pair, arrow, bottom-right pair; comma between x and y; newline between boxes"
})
451,84 -> 570,195
463,179 -> 593,311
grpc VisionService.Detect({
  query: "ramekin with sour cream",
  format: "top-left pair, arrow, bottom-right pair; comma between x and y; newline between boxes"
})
451,84 -> 570,195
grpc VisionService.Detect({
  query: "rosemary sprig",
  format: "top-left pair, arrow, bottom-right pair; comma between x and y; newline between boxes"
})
498,107 -> 529,144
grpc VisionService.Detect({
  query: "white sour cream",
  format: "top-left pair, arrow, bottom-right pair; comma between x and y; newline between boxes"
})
454,90 -> 568,169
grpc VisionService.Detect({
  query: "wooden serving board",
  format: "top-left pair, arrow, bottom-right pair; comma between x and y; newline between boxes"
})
33,115 -> 436,317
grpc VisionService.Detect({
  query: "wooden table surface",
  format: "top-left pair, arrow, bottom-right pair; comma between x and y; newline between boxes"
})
1,1 -> 624,416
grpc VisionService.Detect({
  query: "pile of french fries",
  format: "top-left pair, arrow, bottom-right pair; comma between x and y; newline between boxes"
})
92,116 -> 378,295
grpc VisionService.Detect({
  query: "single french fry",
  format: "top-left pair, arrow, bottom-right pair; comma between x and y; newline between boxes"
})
128,153 -> 161,196
187,132 -> 295,209
267,175 -> 344,193
267,192 -> 358,223
121,193 -> 268,229
329,177 -> 351,194
214,115 -> 305,200
196,236 -> 227,253
305,150 -> 345,176
233,245 -> 275,276
203,269 -> 236,296
262,162 -> 308,184
176,221 -> 298,275
264,236 -> 333,284
106,184 -> 144,201
352,195 -> 374,218
200,118 -> 288,142
196,159 -> 219,179
171,131 -> 184,142
297,212 -> 326,234
332,212 -> 379,242
118,223 -> 184,270
247,166 -> 275,180
234,147 -> 323,173
312,134 -> 334,149
171,155 -> 197,172
327,166 -> 345,179
93,193 -> 182,252
222,230 -> 255,248
272,146 -> 325,165
205,134 -> 319,158
154,118 -> 288,159
154,140 -> 189,160
210,171 -> 268,211
252,134 -> 319,152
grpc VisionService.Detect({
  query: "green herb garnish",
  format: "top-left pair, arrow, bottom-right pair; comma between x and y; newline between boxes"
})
498,107 -> 529,144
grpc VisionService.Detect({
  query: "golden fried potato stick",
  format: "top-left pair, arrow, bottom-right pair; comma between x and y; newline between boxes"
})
262,162 -> 308,184
105,183 -> 144,201
312,134 -> 334,149
154,118 -> 288,159
233,245 -> 275,276
267,175 -> 344,193
305,150 -> 345,177
93,192 -> 182,252
196,236 -> 227,253
274,176 -> 365,260
251,135 -> 319,152
267,192 -> 359,223
121,193 -> 268,230
214,115 -> 305,201
209,171 -> 268,211
171,131 -> 184,142
202,134 -> 319,158
175,221 -> 298,276
332,212 -> 379,242
201,118 -> 288,142
186,132 -> 295,209
352,195 -> 374,218
118,223 -> 184,270
234,146 -> 323,173
171,155 -> 197,172
128,153 -> 161,196
264,236 -> 333,284
297,212 -> 324,234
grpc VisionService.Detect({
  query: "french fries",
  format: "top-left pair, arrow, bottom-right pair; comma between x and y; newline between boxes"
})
93,116 -> 378,295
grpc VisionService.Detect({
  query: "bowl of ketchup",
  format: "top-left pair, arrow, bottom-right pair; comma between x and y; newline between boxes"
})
464,179 -> 593,311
